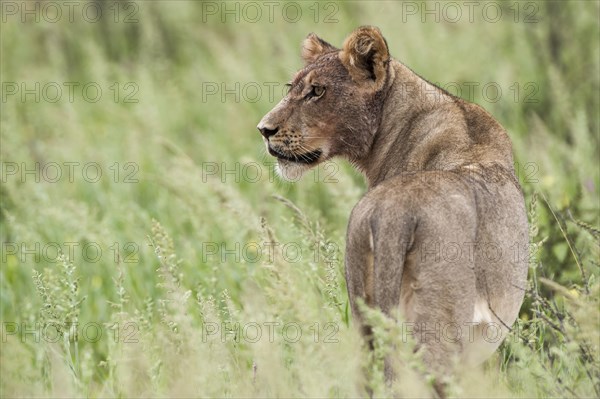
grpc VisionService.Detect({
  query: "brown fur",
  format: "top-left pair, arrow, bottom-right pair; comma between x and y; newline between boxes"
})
258,26 -> 529,389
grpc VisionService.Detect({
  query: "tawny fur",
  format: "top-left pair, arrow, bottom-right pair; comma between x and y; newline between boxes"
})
258,26 -> 529,387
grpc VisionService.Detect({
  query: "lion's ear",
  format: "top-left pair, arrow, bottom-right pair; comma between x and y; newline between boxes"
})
340,26 -> 390,90
302,33 -> 337,64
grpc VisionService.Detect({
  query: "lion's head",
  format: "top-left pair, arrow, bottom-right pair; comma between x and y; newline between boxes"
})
257,26 -> 391,180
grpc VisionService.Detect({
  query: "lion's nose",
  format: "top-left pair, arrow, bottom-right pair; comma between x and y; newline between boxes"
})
257,124 -> 279,139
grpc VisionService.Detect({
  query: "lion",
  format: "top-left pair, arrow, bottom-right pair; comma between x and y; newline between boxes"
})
257,26 -> 529,390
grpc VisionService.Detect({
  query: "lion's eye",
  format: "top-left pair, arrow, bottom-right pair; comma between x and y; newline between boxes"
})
311,85 -> 325,98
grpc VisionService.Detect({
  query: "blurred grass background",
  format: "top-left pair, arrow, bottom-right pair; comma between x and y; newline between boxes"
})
1,0 -> 599,397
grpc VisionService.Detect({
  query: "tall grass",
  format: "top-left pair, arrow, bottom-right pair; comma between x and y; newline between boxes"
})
1,1 -> 598,397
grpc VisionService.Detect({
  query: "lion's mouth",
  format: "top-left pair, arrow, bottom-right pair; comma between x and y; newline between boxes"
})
268,146 -> 322,165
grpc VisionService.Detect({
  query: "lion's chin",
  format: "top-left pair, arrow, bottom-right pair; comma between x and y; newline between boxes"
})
275,160 -> 312,181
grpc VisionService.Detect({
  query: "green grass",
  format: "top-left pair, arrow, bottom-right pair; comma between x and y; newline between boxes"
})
1,1 -> 599,397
